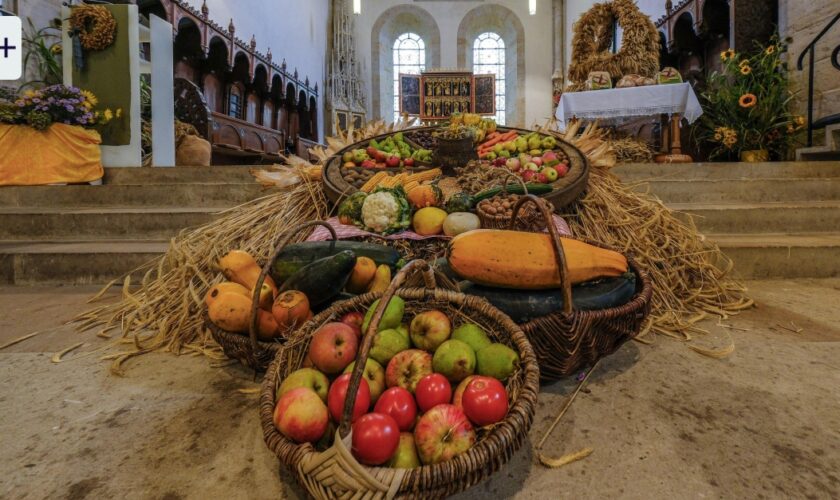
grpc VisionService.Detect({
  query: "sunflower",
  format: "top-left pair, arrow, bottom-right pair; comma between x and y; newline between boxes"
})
739,59 -> 750,67
80,89 -> 98,107
720,49 -> 736,61
739,93 -> 757,108
795,115 -> 806,127
765,45 -> 776,55
103,109 -> 114,122
740,65 -> 752,75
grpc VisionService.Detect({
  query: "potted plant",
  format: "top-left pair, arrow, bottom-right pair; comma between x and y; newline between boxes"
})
0,85 -> 120,186
697,35 -> 805,162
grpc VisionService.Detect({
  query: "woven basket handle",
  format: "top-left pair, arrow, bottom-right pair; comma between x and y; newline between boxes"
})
248,221 -> 338,354
508,194 -> 574,315
339,259 -> 435,437
499,171 -> 527,197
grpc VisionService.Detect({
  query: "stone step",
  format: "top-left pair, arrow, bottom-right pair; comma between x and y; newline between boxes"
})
0,240 -> 169,285
102,166 -> 258,185
614,161 -> 840,180
670,201 -> 840,234
0,207 -> 223,240
0,183 -> 267,208
628,177 -> 840,203
713,233 -> 840,279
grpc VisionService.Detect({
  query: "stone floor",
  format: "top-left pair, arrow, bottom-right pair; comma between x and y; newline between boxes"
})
1,280 -> 839,499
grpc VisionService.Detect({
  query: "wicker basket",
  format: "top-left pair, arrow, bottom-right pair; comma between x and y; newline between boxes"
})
475,173 -> 554,232
261,260 -> 540,499
206,221 -> 339,372
507,195 -> 653,381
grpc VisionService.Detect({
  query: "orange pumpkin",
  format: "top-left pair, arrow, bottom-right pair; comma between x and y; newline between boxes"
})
407,184 -> 443,209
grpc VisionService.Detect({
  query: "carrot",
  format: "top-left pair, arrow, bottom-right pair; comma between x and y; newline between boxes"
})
479,131 -> 517,152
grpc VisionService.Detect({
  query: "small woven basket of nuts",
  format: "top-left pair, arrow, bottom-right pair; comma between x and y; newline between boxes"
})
475,173 -> 554,232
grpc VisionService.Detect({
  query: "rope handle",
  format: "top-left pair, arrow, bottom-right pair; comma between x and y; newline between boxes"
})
249,221 -> 338,354
338,259 -> 435,437
508,194 -> 574,315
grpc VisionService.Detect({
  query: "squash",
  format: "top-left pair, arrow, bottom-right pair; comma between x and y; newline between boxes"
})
205,282 -> 249,307
407,184 -> 443,209
271,240 -> 401,284
444,192 -> 473,214
208,292 -> 253,333
442,212 -> 480,237
280,251 -> 357,307
448,229 -> 628,289
219,250 -> 278,297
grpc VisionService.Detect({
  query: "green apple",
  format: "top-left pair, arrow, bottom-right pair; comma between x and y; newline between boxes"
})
409,310 -> 452,352
276,368 -> 330,403
451,323 -> 491,352
476,343 -> 519,381
344,358 -> 386,403
369,328 -> 410,366
432,339 -> 476,382
388,432 -> 421,468
362,297 -> 405,333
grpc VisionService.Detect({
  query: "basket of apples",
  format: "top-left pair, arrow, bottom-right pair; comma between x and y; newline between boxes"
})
260,260 -> 540,499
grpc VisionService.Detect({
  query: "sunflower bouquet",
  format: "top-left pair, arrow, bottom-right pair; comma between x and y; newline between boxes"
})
0,84 -> 120,131
697,36 -> 804,160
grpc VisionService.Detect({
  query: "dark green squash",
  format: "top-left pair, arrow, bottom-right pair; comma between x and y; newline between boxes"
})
272,241 -> 401,284
280,250 -> 357,307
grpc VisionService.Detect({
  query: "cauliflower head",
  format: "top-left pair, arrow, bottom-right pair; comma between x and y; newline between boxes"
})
361,187 -> 411,234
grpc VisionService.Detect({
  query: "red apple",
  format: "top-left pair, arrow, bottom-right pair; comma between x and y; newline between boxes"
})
542,151 -> 558,163
505,158 -> 521,172
352,413 -> 400,465
340,311 -> 364,338
386,155 -> 401,168
415,373 -> 452,413
409,310 -> 451,351
493,157 -> 507,167
556,164 -> 569,177
308,322 -> 358,374
273,387 -> 329,443
361,159 -> 376,169
328,373 -> 371,424
413,404 -> 476,465
535,172 -> 549,184
374,150 -> 386,162
531,157 -> 543,167
404,157 -> 415,167
366,146 -> 378,157
386,349 -> 433,393
452,375 -> 476,408
374,386 -> 417,432
461,376 -> 508,426
521,170 -> 535,182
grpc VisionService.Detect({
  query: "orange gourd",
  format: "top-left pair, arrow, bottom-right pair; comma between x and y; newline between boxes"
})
345,256 -> 378,294
219,250 -> 278,298
406,184 -> 443,209
207,292 -> 252,333
448,229 -> 628,289
272,290 -> 312,330
205,282 -> 249,307
257,310 -> 281,340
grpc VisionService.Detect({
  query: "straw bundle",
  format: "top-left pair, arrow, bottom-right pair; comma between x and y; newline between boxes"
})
567,0 -> 660,89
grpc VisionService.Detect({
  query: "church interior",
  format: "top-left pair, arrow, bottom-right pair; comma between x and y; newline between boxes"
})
1,0 -> 839,498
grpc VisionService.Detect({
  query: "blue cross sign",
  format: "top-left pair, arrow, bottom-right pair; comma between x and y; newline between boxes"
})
0,16 -> 22,80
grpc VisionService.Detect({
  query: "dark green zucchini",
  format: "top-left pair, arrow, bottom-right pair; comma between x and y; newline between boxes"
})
272,241 -> 400,283
472,183 -> 553,203
460,273 -> 637,323
280,250 -> 357,307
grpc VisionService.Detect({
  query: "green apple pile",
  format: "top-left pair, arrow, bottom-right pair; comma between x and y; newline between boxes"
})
341,132 -> 433,170
272,297 -> 520,469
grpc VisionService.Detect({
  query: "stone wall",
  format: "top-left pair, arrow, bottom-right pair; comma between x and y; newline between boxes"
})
779,0 -> 840,125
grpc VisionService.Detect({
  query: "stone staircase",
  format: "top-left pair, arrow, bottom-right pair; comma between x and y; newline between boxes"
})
0,167 -> 264,284
1,162 -> 839,284
614,161 -> 840,279
796,123 -> 840,161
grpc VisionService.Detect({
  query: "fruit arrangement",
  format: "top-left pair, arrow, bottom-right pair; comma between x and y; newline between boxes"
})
268,261 -> 535,474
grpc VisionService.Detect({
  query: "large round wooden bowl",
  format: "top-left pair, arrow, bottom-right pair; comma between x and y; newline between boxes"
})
322,125 -> 589,210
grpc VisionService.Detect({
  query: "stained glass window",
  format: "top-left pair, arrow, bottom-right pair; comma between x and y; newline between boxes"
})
393,32 -> 425,123
473,32 -> 505,125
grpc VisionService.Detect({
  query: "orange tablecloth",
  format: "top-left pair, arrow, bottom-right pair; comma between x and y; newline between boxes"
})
0,123 -> 103,186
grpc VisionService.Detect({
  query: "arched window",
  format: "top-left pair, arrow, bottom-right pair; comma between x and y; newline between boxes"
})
393,32 -> 426,123
473,32 -> 505,124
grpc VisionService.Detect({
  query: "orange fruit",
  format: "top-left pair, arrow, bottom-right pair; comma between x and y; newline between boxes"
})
272,290 -> 312,330
346,256 -> 378,294
413,207 -> 448,235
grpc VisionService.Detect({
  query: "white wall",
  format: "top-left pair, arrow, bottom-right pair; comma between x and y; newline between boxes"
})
10,0 -> 62,88
187,0 -> 330,139
354,0 -> 557,127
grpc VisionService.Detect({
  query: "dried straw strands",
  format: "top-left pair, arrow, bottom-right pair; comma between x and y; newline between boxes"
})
567,0 -> 660,89
562,167 -> 753,345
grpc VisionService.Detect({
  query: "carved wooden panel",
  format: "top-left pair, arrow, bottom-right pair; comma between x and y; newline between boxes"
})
242,129 -> 265,153
246,92 -> 260,124
212,120 -> 243,150
203,74 -> 223,113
